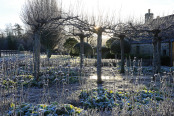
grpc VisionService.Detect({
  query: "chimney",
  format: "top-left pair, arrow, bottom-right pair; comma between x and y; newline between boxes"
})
148,9 -> 150,13
145,9 -> 154,23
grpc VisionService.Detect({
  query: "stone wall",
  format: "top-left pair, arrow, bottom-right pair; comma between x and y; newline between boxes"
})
130,42 -> 170,56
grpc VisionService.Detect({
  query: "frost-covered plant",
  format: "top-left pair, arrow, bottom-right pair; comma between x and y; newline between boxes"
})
79,87 -> 165,111
79,88 -> 118,110
7,102 -> 85,116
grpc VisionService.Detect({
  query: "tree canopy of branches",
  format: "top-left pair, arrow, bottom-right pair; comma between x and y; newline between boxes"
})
109,22 -> 134,73
21,0 -> 66,80
130,16 -> 174,74
70,12 -> 116,83
66,17 -> 92,71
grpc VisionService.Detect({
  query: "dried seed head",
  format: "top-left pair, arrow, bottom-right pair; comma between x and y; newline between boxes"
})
65,89 -> 69,92
6,78 -> 10,81
154,74 -> 158,77
61,73 -> 64,76
58,71 -> 62,75
54,78 -> 59,81
55,72 -> 58,75
59,65 -> 62,68
10,86 -> 13,88
1,85 -> 5,89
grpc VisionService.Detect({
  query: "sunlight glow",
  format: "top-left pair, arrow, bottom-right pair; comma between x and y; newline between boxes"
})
90,75 -> 123,80
94,26 -> 100,31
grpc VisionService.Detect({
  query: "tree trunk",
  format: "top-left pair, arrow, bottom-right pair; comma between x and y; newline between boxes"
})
157,38 -> 161,73
152,38 -> 158,74
80,36 -> 84,71
33,31 -> 41,81
115,54 -> 117,59
120,35 -> 125,73
97,31 -> 102,84
46,49 -> 52,64
86,37 -> 88,43
169,41 -> 172,66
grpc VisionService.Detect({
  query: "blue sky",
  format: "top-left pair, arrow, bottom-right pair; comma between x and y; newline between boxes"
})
0,0 -> 174,30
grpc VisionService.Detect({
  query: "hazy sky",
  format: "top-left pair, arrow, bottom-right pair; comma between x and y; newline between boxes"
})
0,0 -> 174,30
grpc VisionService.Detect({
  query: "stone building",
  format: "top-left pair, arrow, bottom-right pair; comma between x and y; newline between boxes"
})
130,40 -> 170,56
130,9 -> 174,66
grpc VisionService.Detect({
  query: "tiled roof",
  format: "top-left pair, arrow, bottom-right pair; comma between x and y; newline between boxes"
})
131,14 -> 174,44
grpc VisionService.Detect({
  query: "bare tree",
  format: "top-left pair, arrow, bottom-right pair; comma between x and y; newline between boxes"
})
68,24 -> 91,71
109,22 -> 133,73
130,16 -> 174,74
64,12 -> 92,71
21,0 -> 71,80
74,16 -> 111,84
66,2 -> 115,83
41,26 -> 64,61
94,26 -> 105,83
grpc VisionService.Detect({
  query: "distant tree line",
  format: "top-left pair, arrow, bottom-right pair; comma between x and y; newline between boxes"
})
0,24 -> 32,51
0,23 -> 65,54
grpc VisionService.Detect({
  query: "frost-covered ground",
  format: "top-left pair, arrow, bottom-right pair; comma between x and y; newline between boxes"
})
0,55 -> 174,115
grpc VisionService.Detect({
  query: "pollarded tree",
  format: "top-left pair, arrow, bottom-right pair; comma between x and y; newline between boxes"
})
130,16 -> 174,74
63,37 -> 78,54
21,0 -> 73,80
66,19 -> 92,71
73,14 -> 114,83
68,4 -> 113,83
110,22 -> 133,73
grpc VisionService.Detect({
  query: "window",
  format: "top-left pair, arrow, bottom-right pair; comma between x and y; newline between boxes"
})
136,46 -> 140,54
163,49 -> 166,56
